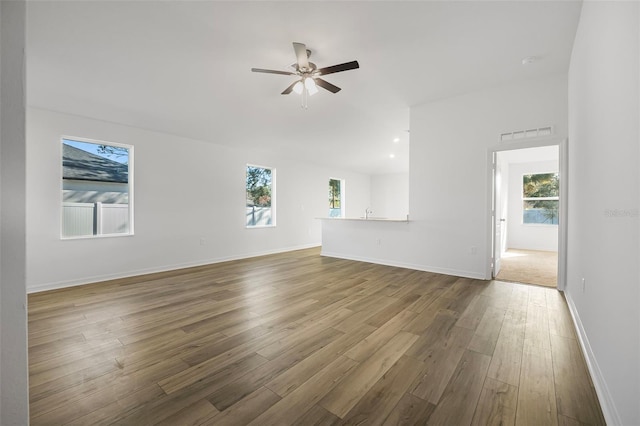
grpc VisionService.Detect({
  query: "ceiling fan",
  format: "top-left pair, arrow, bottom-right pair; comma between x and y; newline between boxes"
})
251,42 -> 359,103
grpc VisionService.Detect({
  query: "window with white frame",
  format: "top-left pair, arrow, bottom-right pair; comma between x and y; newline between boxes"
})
61,137 -> 133,238
328,178 -> 344,217
246,165 -> 275,227
522,172 -> 559,225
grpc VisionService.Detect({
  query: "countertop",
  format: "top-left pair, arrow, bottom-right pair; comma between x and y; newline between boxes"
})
318,217 -> 409,222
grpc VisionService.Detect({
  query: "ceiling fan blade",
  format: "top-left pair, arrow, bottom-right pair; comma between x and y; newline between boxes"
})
316,60 -> 360,76
315,78 -> 341,94
292,42 -> 309,70
281,80 -> 299,95
251,68 -> 296,76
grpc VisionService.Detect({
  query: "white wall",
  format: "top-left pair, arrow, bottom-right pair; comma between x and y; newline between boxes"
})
369,173 -> 409,219
567,2 -> 639,425
506,160 -> 559,251
324,74 -> 568,279
0,0 -> 30,424
26,108 -> 371,292
412,74 -> 567,278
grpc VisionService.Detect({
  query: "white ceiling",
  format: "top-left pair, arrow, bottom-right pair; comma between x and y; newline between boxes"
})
26,1 -> 582,175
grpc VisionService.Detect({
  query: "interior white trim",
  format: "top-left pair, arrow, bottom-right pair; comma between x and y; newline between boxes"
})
564,291 -> 621,425
557,138 -> 569,291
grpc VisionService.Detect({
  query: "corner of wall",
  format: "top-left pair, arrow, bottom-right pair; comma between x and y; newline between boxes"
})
0,0 -> 29,424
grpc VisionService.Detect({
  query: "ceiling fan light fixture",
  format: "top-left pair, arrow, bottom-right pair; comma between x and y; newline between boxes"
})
305,77 -> 318,95
293,80 -> 304,94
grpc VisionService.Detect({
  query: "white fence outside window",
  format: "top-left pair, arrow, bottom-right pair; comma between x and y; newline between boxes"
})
62,202 -> 129,237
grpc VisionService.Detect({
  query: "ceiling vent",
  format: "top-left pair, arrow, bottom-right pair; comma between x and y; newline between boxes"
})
500,126 -> 553,142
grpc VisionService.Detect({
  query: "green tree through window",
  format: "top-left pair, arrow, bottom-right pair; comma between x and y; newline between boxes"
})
246,165 -> 274,227
523,172 -> 559,224
329,178 -> 342,217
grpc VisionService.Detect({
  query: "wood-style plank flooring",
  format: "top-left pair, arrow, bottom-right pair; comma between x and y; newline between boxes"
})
28,248 -> 605,425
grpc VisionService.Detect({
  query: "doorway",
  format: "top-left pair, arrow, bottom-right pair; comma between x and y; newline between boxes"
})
490,144 -> 565,288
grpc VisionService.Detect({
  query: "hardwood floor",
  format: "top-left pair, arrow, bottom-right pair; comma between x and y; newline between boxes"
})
28,248 -> 605,425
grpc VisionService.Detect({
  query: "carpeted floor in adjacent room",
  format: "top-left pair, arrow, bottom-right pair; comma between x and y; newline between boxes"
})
496,249 -> 558,287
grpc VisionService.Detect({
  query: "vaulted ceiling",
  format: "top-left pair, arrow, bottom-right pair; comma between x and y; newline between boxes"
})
27,1 -> 582,175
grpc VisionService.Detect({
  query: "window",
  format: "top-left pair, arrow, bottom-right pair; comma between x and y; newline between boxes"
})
329,178 -> 344,217
246,165 -> 274,227
61,137 -> 133,238
523,172 -> 559,225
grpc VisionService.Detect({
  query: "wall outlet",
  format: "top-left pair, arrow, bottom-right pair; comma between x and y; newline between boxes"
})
200,238 -> 206,246
376,238 -> 382,245
470,246 -> 478,255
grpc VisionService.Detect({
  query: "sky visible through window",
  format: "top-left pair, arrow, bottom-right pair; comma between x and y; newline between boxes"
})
63,139 -> 129,164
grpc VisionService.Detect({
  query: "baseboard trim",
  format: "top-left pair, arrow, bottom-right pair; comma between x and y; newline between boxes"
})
28,243 -> 321,294
320,250 -> 486,280
564,291 -> 621,425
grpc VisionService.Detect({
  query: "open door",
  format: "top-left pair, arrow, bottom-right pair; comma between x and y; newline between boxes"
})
492,154 -> 504,277
489,144 -> 563,288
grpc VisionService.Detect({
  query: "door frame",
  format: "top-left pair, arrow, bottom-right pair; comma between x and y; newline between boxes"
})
486,138 -> 568,291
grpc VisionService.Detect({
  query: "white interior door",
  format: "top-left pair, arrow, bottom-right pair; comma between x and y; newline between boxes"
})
493,156 -> 503,277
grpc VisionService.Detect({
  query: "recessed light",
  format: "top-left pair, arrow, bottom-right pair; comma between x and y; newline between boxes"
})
521,56 -> 537,65
393,137 -> 400,143
389,154 -> 395,159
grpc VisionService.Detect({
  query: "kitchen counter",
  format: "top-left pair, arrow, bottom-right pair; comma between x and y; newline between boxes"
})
318,217 -> 409,223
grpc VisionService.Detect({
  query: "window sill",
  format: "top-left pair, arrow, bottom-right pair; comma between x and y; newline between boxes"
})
61,232 -> 134,240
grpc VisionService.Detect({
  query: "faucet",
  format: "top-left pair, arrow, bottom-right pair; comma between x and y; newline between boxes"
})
365,208 -> 373,219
